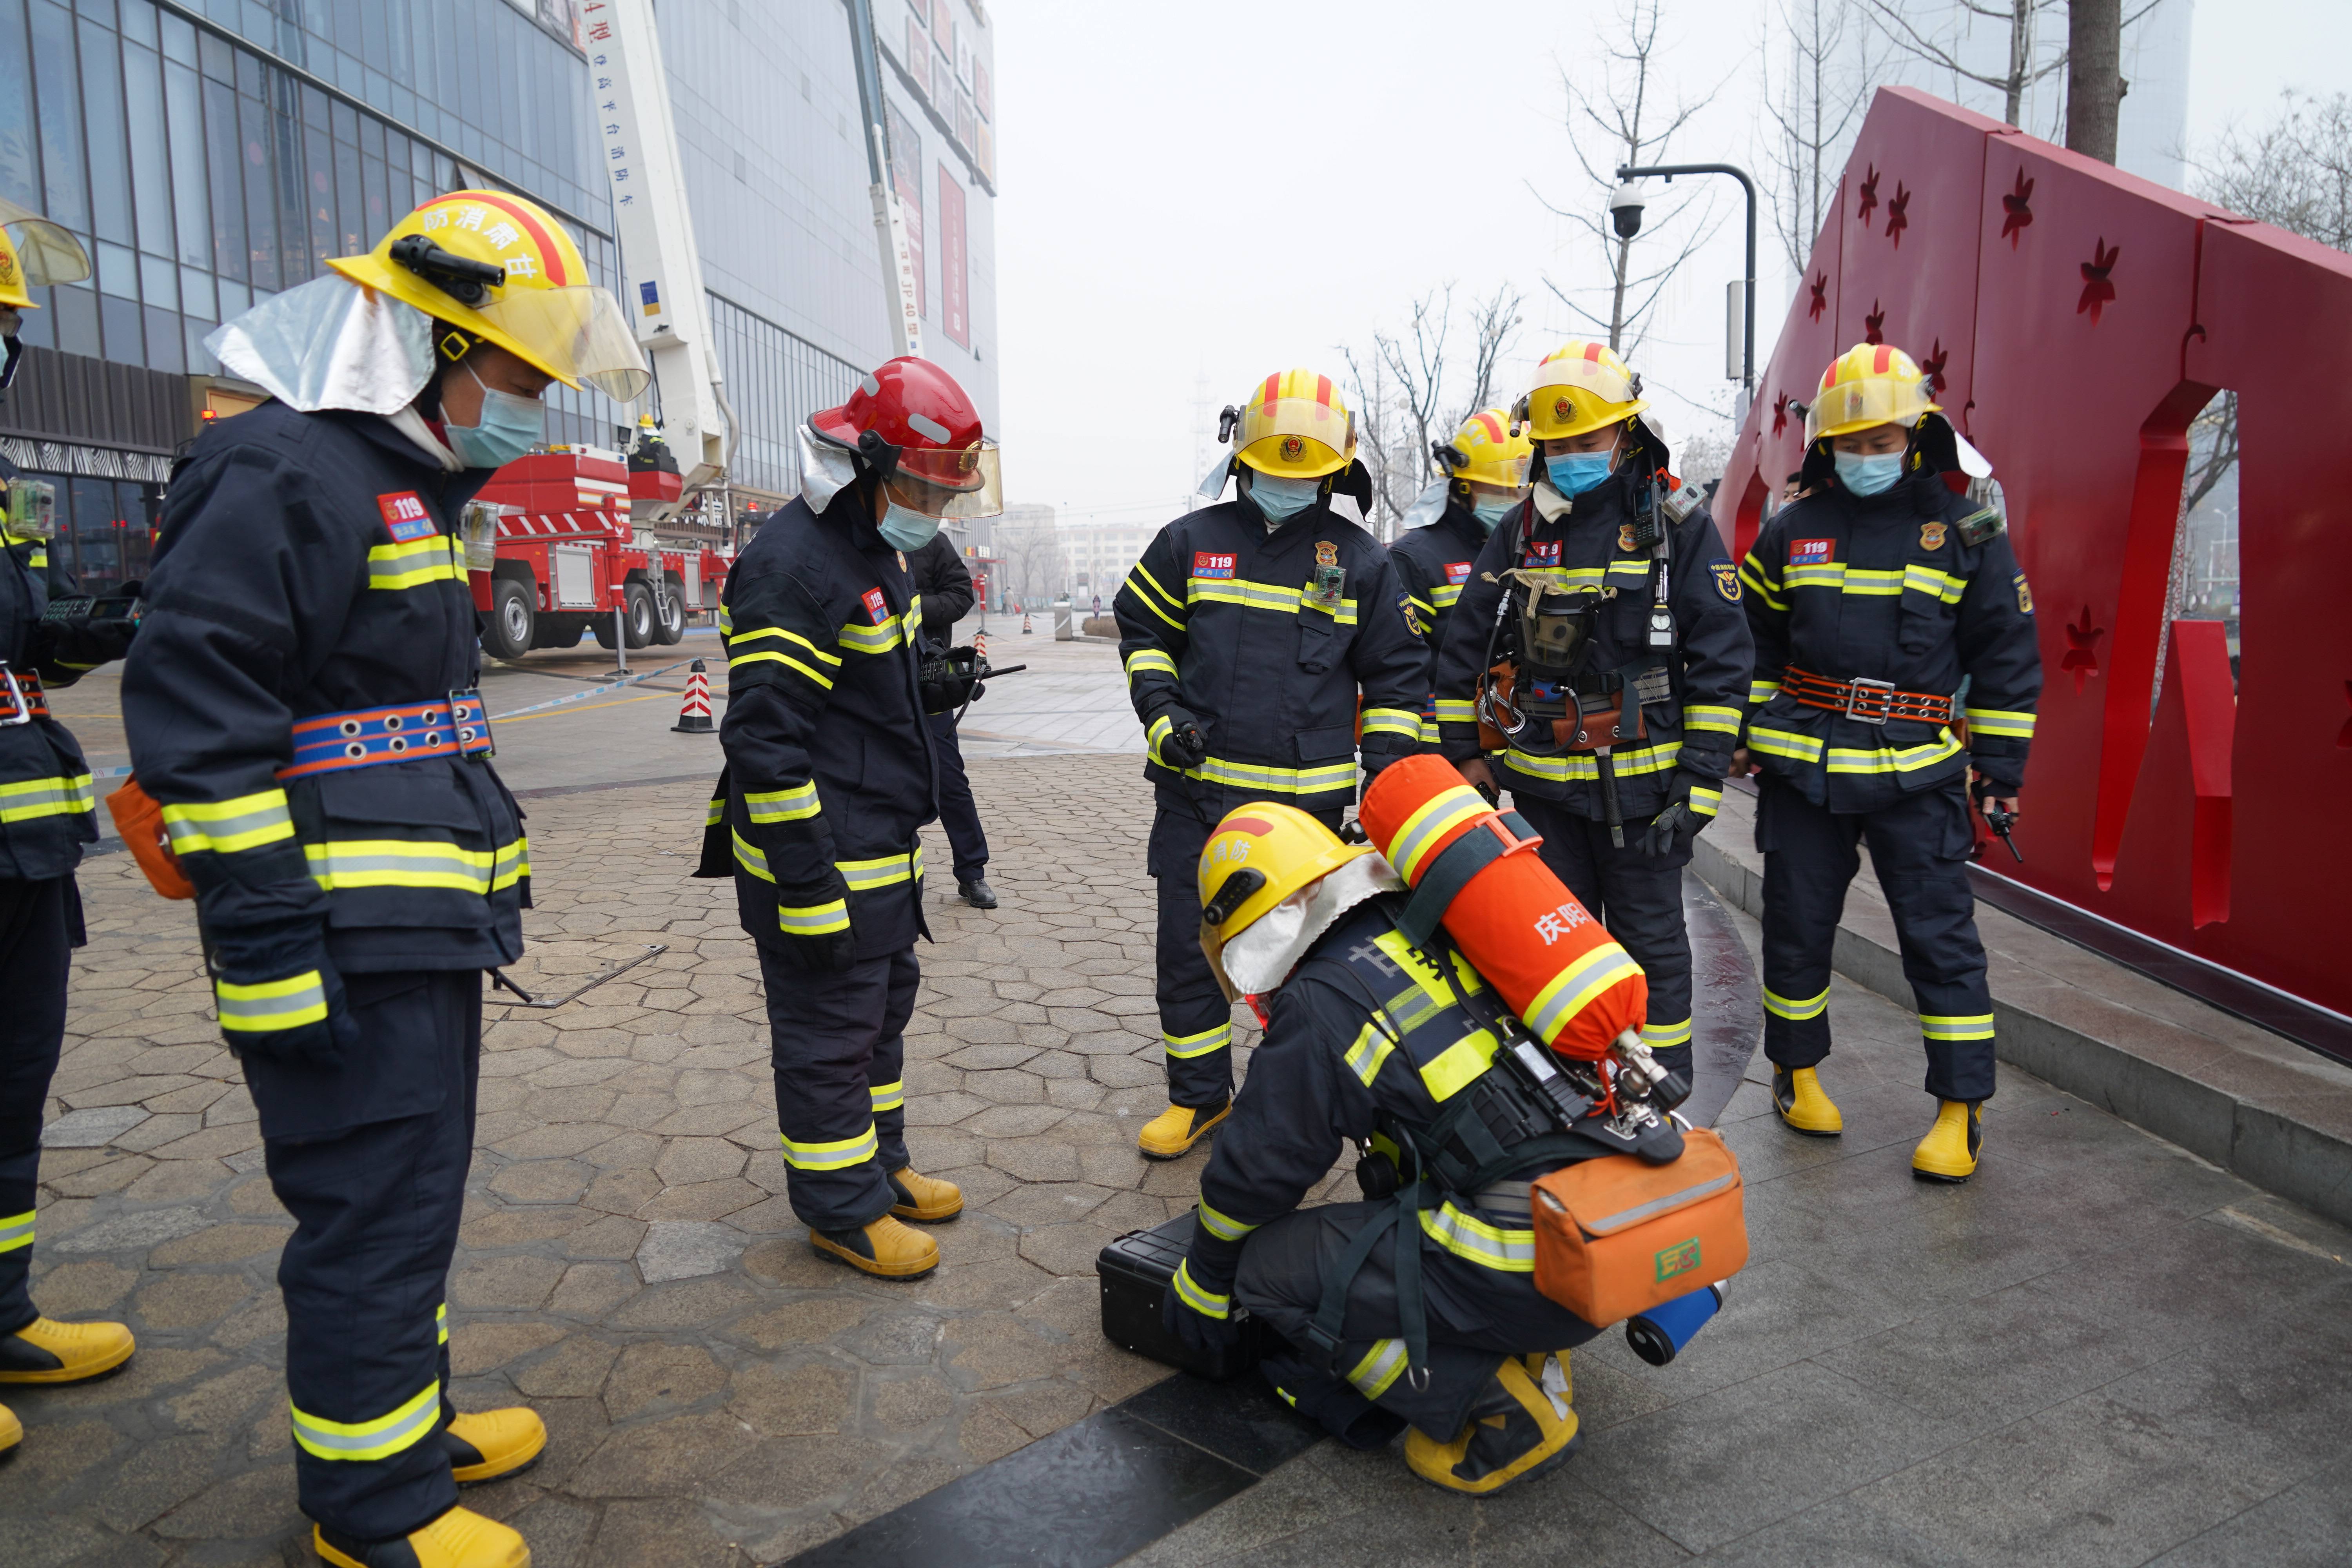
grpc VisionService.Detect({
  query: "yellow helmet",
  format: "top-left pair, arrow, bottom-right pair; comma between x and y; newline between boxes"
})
1230,368 -> 1356,479
1437,408 -> 1532,491
326,191 -> 650,401
1196,802 -> 1373,987
0,196 -> 94,311
1804,343 -> 1940,443
1517,339 -> 1648,441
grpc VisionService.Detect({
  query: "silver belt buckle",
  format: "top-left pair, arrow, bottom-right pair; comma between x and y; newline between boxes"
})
1844,676 -> 1895,725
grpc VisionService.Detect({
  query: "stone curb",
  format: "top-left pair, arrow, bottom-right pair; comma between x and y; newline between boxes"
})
1692,785 -> 2352,1228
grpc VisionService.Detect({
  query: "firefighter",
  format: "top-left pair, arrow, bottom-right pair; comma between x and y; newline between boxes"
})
1737,343 -> 2041,1181
907,530 -> 996,909
0,210 -> 144,1463
1161,801 -> 1630,1495
1432,342 -> 1752,1085
1390,409 -> 1532,745
122,189 -> 649,1567
1113,369 -> 1428,1159
697,357 -> 998,1281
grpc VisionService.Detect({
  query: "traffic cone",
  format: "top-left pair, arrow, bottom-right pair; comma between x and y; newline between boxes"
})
1021,612 -> 1033,635
672,660 -> 715,733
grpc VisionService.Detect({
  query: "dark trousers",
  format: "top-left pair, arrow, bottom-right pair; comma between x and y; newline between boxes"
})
247,970 -> 481,1541
0,877 -> 80,1334
1236,1201 -> 1601,1445
758,944 -> 915,1231
1512,796 -> 1696,1083
926,711 -> 989,882
1756,776 -> 1996,1102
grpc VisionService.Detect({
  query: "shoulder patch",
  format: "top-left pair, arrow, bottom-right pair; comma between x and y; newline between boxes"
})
1444,560 -> 1473,585
1399,593 -> 1423,637
1789,537 -> 1835,566
377,492 -> 436,541
1712,562 -> 1741,603
2014,572 -> 2034,615
1191,550 -> 1237,580
861,586 -> 891,625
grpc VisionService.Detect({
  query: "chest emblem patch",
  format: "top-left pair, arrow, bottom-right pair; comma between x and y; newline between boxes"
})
1445,561 -> 1473,585
1316,540 -> 1339,568
1790,538 -> 1836,566
1713,562 -> 1742,602
1192,551 -> 1237,580
1920,522 -> 1948,550
1524,539 -> 1563,568
1618,523 -> 1639,552
377,492 -> 435,541
861,586 -> 891,625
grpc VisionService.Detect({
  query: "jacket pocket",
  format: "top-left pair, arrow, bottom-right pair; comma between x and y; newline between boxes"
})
1296,724 -> 1355,764
314,761 -> 477,831
1296,611 -> 1354,674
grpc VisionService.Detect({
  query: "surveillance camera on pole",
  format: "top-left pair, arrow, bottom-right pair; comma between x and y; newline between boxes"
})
1608,180 -> 1647,240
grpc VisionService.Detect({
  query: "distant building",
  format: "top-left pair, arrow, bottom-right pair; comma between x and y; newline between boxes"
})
1059,522 -> 1153,612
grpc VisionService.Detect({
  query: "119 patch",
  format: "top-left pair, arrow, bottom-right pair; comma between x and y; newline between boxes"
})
1192,551 -> 1237,580
377,491 -> 436,541
1523,539 -> 1563,568
861,586 -> 891,625
1789,537 -> 1835,566
1712,562 -> 1742,602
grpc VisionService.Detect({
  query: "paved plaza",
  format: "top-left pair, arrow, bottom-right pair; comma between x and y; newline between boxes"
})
6,635 -> 2350,1566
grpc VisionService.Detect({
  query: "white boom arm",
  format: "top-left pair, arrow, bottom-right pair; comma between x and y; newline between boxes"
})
581,0 -> 729,516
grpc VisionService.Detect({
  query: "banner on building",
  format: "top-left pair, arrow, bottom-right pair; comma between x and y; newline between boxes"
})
938,167 -> 968,348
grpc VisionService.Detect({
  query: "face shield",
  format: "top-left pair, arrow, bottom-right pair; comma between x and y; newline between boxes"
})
467,283 -> 651,403
882,440 -> 1004,519
0,194 -> 94,292
1804,374 -> 1939,445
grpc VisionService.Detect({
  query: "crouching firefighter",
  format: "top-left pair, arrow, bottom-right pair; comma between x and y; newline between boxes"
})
1114,368 -> 1428,1160
1737,344 -> 2042,1180
1162,757 -> 1713,1496
121,189 -> 650,1567
1434,341 -> 1752,1085
697,357 -> 1002,1281
1388,409 -> 1533,744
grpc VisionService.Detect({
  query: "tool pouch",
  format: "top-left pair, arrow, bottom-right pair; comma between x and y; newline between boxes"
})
1530,1127 -> 1747,1325
105,777 -> 195,900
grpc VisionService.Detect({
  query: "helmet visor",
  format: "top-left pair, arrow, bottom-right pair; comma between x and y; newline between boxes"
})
2,218 -> 91,288
470,282 -> 650,402
1236,394 -> 1355,477
1806,374 -> 1938,443
885,441 -> 1003,519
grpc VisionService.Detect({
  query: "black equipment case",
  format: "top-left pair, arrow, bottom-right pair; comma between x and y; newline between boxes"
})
1096,1213 -> 1261,1381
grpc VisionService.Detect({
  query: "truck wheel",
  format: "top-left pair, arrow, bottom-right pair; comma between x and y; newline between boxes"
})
481,577 -> 534,662
623,582 -> 655,648
653,584 -> 686,644
535,614 -> 587,650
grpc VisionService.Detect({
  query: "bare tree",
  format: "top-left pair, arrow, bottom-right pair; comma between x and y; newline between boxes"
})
1339,283 -> 1524,541
993,507 -> 1064,608
1763,0 -> 1885,277
1866,0 -> 2066,129
1537,0 -> 1720,357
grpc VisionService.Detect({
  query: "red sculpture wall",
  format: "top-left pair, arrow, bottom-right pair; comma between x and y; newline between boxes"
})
1719,87 -> 2352,1015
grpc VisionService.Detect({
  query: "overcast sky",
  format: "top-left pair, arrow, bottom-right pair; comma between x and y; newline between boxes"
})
988,0 -> 2348,531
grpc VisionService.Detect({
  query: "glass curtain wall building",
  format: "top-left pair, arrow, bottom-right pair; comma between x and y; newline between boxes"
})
0,0 -> 996,589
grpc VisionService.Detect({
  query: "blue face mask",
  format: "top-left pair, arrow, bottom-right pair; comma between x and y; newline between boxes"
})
1470,494 -> 1519,533
877,502 -> 942,552
445,363 -> 546,470
1544,450 -> 1615,496
1834,449 -> 1906,496
1249,472 -> 1323,523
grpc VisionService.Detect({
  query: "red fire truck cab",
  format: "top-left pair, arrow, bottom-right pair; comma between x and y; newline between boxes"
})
464,446 -> 732,662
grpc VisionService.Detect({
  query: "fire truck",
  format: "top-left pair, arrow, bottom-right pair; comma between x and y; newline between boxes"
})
462,445 -> 732,662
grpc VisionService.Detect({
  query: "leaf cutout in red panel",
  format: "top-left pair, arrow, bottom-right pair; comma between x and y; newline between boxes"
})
1807,272 -> 1828,322
1919,340 -> 1949,396
1886,182 -> 1910,245
2078,238 -> 2120,323
1857,164 -> 1880,226
2064,605 -> 2107,694
1864,300 -> 1886,346
2000,168 -> 2035,248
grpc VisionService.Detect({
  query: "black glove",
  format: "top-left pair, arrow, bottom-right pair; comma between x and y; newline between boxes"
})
1160,1265 -> 1242,1359
1151,704 -> 1209,769
1969,766 -> 2022,804
207,917 -> 359,1067
1641,771 -> 1719,859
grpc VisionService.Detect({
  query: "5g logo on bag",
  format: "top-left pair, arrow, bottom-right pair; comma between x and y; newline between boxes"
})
1654,1238 -> 1701,1281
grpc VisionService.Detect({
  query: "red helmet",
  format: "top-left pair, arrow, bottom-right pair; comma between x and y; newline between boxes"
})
809,356 -> 1003,519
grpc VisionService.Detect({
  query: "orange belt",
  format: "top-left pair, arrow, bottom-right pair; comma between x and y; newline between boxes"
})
0,668 -> 50,726
1780,667 -> 1953,727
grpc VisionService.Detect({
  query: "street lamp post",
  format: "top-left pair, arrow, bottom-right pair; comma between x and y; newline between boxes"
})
1612,161 -> 1759,422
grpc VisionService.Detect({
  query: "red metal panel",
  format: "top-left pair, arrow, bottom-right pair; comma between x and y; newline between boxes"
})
1719,86 -> 2352,1015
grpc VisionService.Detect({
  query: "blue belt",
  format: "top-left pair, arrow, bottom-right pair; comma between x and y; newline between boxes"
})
278,690 -> 493,779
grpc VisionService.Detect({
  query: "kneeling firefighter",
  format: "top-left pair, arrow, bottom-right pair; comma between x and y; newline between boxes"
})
1736,343 -> 2041,1180
1390,409 -> 1533,744
1161,756 -> 1744,1495
697,357 -> 1000,1282
122,189 -> 649,1566
1433,342 -> 1752,1086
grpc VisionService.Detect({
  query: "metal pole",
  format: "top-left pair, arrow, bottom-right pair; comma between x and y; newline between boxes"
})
1615,162 -> 1757,406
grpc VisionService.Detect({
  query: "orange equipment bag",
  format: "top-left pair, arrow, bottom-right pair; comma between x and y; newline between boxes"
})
1530,1127 -> 1748,1324
106,777 -> 195,900
1357,753 -> 1646,1061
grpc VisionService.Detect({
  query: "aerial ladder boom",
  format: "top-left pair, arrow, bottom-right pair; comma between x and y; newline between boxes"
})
580,0 -> 733,521
847,0 -> 924,358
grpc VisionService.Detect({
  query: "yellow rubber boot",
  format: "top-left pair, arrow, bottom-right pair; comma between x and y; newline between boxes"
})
1912,1098 -> 1983,1183
886,1167 -> 964,1223
1772,1067 -> 1844,1138
314,1505 -> 527,1567
1137,1101 -> 1229,1160
0,1317 -> 135,1384
0,1399 -> 19,1457
810,1214 -> 939,1279
443,1406 -> 546,1485
1405,1355 -> 1581,1496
